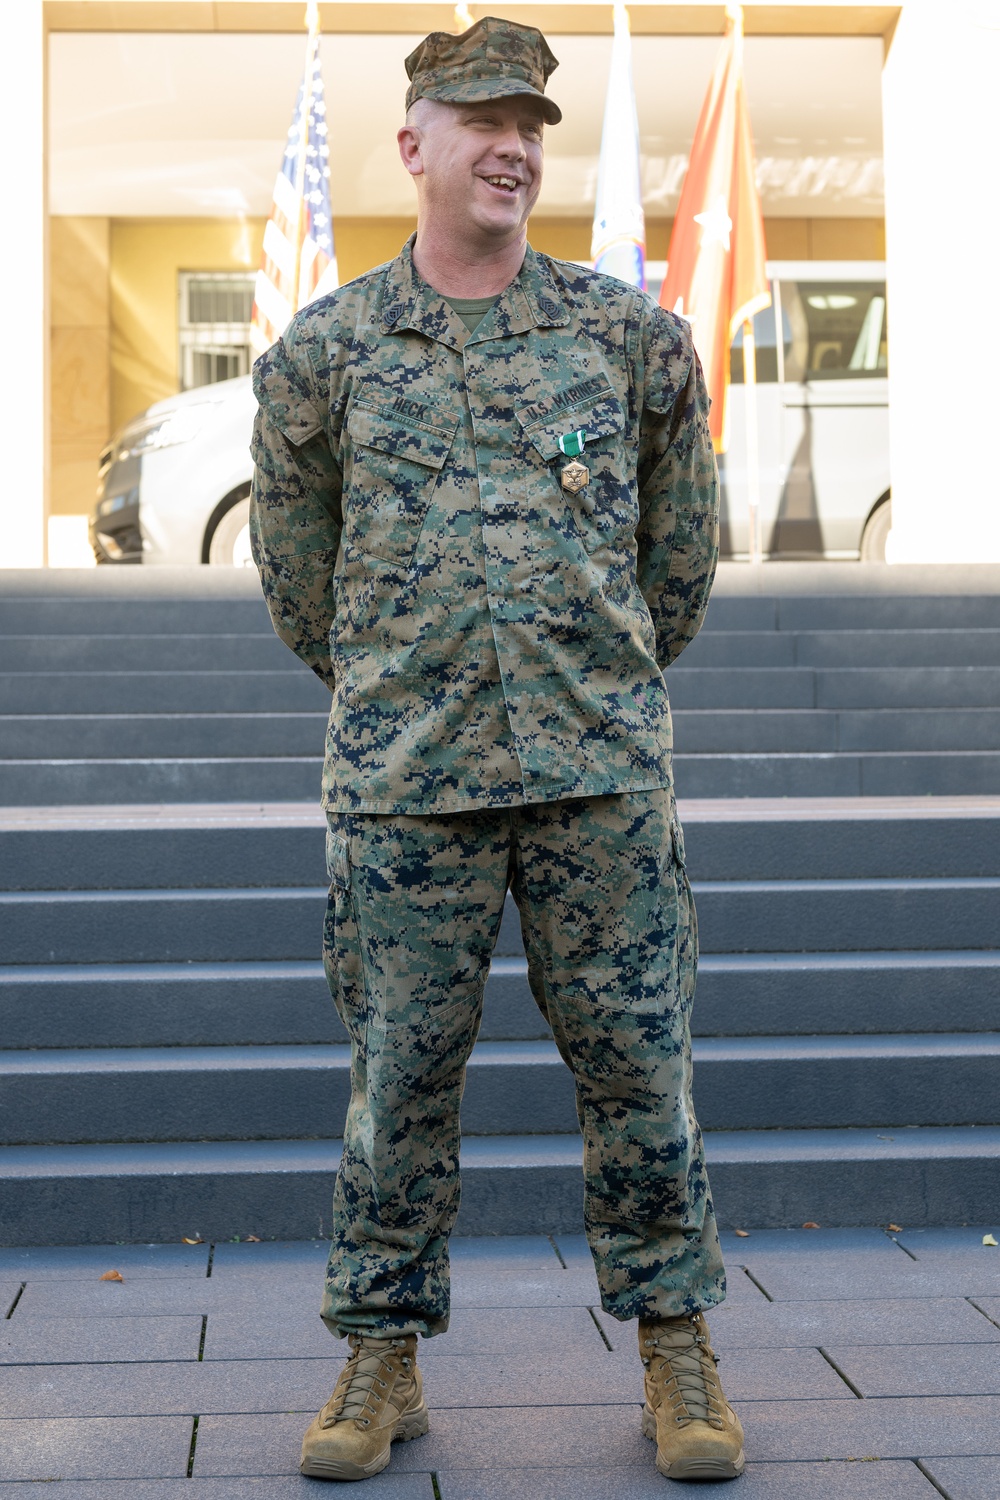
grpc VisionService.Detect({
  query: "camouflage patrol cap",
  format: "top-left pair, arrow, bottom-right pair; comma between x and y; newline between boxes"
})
404,16 -> 561,126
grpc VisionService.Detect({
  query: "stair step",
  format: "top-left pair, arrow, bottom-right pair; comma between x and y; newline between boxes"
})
3,1033 -> 997,1146
673,709 -> 1000,754
674,751 -> 1000,799
0,714 -> 329,760
3,951 -> 999,1049
682,629 -> 1000,670
2,1125 -> 998,1244
3,665 -> 1000,718
667,666 -> 1000,711
3,708 -> 999,764
0,634 -> 292,672
0,671 -> 329,715
4,801 -> 999,889
5,750 -> 1000,806
6,877 -> 997,964
2,876 -> 997,964
0,757 -> 326,806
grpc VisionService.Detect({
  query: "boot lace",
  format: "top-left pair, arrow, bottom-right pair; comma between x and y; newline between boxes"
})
643,1316 -> 726,1430
322,1335 -> 412,1429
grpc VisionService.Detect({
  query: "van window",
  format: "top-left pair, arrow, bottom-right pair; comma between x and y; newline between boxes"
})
729,301 -> 792,384
781,281 -> 888,381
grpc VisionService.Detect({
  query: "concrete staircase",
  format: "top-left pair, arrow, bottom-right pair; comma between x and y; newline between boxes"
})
1,564 -> 998,1244
2,565 -> 1000,805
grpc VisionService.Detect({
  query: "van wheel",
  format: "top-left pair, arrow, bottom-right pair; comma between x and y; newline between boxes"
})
860,498 -> 892,562
207,495 -> 253,567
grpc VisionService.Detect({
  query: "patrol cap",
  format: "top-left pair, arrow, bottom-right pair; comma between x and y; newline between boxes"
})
404,16 -> 562,126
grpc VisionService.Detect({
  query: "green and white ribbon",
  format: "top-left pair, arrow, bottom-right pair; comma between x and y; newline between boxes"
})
558,429 -> 587,458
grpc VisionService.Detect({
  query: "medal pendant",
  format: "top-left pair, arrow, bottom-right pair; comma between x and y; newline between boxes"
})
560,459 -> 590,494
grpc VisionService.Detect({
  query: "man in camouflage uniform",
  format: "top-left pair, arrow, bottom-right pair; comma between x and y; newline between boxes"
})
250,16 -> 744,1485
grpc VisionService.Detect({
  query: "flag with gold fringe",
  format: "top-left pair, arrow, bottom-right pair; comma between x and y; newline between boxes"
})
659,4 -> 768,452
250,3 -> 337,357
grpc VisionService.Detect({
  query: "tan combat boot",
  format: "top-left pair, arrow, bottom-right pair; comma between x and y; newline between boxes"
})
300,1332 -> 428,1481
639,1312 -> 745,1481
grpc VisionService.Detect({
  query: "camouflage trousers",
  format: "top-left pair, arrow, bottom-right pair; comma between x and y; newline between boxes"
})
321,787 -> 726,1339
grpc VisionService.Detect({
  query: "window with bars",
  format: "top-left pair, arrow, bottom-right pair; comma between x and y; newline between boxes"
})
178,272 -> 256,390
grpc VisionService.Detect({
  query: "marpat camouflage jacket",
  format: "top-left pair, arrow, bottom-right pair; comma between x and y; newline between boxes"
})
250,237 -> 719,814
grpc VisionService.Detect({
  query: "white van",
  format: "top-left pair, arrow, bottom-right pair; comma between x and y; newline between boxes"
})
90,260 -> 889,566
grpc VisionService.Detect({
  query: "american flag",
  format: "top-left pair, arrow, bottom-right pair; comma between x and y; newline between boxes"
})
250,3 -> 337,357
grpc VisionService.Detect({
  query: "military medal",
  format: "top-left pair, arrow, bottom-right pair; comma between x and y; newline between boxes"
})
558,429 -> 589,493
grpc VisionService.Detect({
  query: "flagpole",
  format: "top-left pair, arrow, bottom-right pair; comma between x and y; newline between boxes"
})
293,2 -> 320,310
742,319 -> 762,565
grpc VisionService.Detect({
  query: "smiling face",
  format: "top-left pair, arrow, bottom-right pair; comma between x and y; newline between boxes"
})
398,96 -> 545,254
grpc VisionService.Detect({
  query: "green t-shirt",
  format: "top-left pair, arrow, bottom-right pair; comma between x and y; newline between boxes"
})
443,294 -> 499,334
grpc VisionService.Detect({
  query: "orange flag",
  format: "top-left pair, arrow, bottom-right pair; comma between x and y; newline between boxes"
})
660,4 -> 769,452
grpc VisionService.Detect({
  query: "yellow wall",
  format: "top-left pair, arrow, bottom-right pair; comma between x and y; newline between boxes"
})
530,217 -> 887,262
49,212 -> 887,517
50,217 -> 110,517
110,218 -> 265,433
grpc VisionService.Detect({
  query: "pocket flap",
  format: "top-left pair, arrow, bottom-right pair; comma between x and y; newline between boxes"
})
253,349 -> 325,446
348,404 -> 456,469
517,395 -> 626,462
326,830 -> 351,890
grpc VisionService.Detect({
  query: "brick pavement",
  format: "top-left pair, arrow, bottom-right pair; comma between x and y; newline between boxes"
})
1,1228 -> 999,1496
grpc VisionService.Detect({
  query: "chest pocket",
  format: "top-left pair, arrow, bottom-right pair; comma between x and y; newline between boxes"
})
345,401 -> 458,566
516,394 -> 636,552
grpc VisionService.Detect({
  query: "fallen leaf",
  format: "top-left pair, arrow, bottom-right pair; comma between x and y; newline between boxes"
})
182,1236 -> 204,1246
984,1234 -> 998,1247
734,1229 -> 750,1238
99,1269 -> 124,1282
887,1224 -> 903,1233
802,1222 -> 821,1230
245,1235 -> 261,1243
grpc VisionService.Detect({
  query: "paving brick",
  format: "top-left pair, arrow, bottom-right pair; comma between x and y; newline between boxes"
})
14,1276 -> 320,1320
0,1244 -> 210,1280
714,1397 -> 1000,1461
420,1346 -> 847,1406
0,1416 -> 191,1481
0,1314 -> 202,1365
449,1266 -> 600,1307
0,1358 -> 336,1420
971,1298 -> 1000,1329
919,1457 -> 1000,1499
207,1240 -> 329,1278
825,1344 -> 1000,1397
450,1234 -> 565,1268
721,1228 -> 905,1256
596,1298 -> 1000,1351
0,1477 -> 432,1498
202,1305 -> 602,1361
742,1258 -> 1000,1301
895,1228 -> 1000,1256
195,1406 -> 647,1476
436,1458 -> 941,1499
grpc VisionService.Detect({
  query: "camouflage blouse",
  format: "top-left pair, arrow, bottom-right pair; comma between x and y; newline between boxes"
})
250,238 -> 719,814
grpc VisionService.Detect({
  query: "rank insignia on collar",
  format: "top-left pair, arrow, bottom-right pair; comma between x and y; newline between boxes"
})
558,429 -> 587,458
560,459 -> 590,494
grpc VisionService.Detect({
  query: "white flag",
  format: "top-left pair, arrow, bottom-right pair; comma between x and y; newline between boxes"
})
591,3 -> 646,288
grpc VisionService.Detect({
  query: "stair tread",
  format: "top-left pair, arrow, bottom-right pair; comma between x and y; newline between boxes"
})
3,1124 -> 999,1179
3,1033 -> 998,1075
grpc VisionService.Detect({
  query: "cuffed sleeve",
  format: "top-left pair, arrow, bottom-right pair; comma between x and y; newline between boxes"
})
635,310 -> 720,669
249,336 -> 343,691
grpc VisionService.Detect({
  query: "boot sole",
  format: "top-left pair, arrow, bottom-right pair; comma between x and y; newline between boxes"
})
300,1401 -> 429,1481
641,1404 -> 745,1481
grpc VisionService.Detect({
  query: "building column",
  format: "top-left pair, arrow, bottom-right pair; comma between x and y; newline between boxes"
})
882,1 -> 1000,562
2,0 -> 46,565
